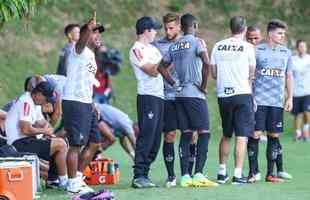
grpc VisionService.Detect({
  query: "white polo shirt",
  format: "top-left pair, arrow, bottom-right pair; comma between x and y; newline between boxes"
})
129,41 -> 164,99
62,46 -> 99,103
211,37 -> 256,97
5,92 -> 44,145
291,54 -> 310,97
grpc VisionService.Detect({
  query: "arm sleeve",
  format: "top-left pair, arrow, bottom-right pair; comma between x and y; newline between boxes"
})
129,47 -> 149,67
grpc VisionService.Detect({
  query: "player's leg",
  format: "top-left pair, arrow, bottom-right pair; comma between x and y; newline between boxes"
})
132,95 -> 162,188
292,97 -> 303,140
185,98 -> 217,187
162,100 -> 178,187
302,96 -> 310,141
217,97 -> 233,184
232,95 -> 255,184
247,131 -> 261,182
188,133 -> 197,177
176,98 -> 193,187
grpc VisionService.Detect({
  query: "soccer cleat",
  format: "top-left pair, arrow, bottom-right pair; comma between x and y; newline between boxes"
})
247,175 -> 256,183
132,177 -> 156,188
180,174 -> 193,187
232,176 -> 248,185
192,173 -> 219,187
277,171 -> 293,180
265,175 -> 285,183
217,174 -> 230,184
46,179 -> 60,189
165,176 -> 177,188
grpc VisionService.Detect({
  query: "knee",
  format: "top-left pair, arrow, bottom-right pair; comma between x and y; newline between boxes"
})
165,132 -> 176,143
52,138 -> 68,152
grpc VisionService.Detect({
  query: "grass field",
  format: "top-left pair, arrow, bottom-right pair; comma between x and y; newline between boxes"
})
1,1 -> 310,200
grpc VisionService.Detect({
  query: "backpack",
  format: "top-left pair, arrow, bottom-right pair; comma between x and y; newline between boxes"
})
72,189 -> 115,200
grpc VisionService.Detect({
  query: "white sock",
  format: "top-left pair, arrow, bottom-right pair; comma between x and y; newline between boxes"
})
59,175 -> 68,185
218,164 -> 226,175
234,168 -> 242,178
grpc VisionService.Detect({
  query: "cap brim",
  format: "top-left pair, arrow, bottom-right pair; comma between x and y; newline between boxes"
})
93,25 -> 105,33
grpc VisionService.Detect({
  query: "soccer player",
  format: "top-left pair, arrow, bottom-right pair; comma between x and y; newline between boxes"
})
291,40 -> 310,141
211,16 -> 256,185
246,25 -> 264,182
254,19 -> 293,183
152,13 -> 181,187
129,16 -> 164,188
159,13 -> 218,187
62,14 -> 104,193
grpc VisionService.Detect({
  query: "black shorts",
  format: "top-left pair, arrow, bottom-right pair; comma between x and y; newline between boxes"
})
218,94 -> 254,137
62,100 -> 100,146
292,95 -> 310,116
176,97 -> 209,131
255,106 -> 284,133
163,100 -> 179,133
12,136 -> 51,161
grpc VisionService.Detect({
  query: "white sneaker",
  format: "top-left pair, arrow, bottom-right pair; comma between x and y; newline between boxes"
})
277,171 -> 293,180
67,178 -> 94,194
254,173 -> 261,181
165,177 -> 177,188
76,173 -> 88,187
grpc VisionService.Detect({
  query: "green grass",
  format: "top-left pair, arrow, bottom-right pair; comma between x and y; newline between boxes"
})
1,1 -> 310,199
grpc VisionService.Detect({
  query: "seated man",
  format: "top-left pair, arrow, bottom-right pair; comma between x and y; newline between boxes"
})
5,82 -> 68,189
96,103 -> 137,160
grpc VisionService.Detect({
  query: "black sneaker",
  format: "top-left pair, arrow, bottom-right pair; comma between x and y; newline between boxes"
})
232,176 -> 248,185
217,174 -> 230,184
132,177 -> 156,188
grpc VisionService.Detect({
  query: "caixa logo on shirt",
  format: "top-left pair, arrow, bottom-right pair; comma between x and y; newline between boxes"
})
86,63 -> 96,74
170,42 -> 190,52
224,87 -> 235,95
260,68 -> 284,77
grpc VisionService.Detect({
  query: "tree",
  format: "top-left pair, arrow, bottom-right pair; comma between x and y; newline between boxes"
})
0,0 -> 45,28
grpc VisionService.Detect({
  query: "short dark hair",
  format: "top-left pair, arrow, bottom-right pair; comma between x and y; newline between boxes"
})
267,19 -> 287,33
230,16 -> 246,34
163,13 -> 180,24
64,24 -> 80,37
180,13 -> 197,31
247,25 -> 260,33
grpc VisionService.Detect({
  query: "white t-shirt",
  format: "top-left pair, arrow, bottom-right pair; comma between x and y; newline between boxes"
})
62,46 -> 99,103
211,37 -> 256,97
129,41 -> 164,99
5,92 -> 44,145
291,54 -> 310,97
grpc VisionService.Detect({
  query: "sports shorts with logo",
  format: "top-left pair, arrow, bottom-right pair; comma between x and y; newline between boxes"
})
255,105 -> 284,133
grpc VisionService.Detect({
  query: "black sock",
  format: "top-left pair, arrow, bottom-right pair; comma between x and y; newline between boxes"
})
188,143 -> 197,176
179,131 -> 193,176
276,140 -> 283,172
195,133 -> 210,174
247,137 -> 259,175
163,141 -> 175,178
266,136 -> 278,176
